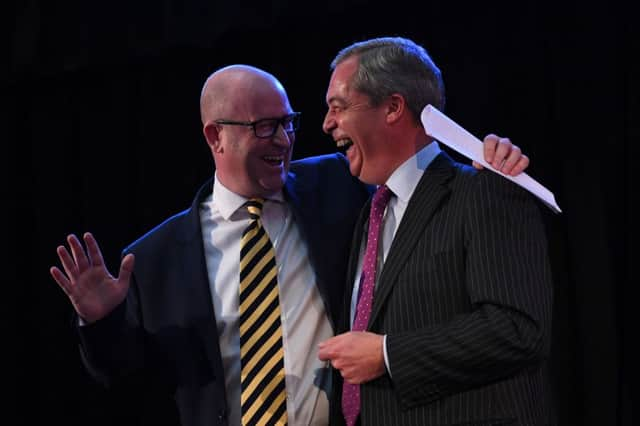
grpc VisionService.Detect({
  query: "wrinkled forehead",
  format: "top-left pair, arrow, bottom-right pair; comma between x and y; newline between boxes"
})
326,57 -> 359,104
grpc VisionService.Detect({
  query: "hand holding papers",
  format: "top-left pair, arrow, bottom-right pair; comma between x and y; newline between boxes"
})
420,105 -> 562,213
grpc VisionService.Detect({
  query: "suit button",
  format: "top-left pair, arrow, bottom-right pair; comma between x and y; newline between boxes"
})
217,408 -> 227,422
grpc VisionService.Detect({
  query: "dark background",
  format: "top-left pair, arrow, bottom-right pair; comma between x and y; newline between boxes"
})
11,0 -> 635,425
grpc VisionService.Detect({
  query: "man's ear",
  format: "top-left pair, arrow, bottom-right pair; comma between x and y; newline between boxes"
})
385,93 -> 406,124
203,123 -> 223,153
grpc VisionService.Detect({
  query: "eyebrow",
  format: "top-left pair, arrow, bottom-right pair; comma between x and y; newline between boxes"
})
326,96 -> 346,106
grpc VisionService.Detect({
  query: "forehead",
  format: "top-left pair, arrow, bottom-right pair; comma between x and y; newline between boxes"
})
326,56 -> 360,104
247,86 -> 291,118
236,79 -> 292,119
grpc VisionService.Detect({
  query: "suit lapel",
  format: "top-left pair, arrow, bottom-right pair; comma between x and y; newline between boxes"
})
283,169 -> 313,244
346,198 -> 371,289
283,170 -> 306,214
283,170 -> 334,319
368,153 -> 455,326
341,197 -> 372,330
179,178 -> 231,392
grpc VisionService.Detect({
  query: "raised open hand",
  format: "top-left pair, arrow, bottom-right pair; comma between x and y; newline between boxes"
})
50,232 -> 134,324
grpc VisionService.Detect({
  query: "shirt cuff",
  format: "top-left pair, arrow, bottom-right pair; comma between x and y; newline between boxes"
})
383,334 -> 392,378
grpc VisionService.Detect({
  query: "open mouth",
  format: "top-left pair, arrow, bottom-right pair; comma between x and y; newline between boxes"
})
263,155 -> 284,166
336,138 -> 353,152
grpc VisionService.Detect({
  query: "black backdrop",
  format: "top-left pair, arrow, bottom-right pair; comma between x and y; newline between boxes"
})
11,1 -> 635,425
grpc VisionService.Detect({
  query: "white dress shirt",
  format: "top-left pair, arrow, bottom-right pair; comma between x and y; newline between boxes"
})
349,142 -> 442,374
200,175 -> 333,426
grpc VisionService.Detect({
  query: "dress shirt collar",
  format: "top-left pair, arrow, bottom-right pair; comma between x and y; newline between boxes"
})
212,173 -> 285,220
385,141 -> 442,202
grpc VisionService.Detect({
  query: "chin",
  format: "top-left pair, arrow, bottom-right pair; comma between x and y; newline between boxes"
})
358,170 -> 383,186
260,177 -> 287,194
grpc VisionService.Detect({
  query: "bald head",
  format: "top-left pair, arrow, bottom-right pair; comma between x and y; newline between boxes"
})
199,65 -> 289,125
199,64 -> 296,198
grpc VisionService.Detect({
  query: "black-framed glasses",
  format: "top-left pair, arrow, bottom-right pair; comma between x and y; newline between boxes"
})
215,112 -> 301,139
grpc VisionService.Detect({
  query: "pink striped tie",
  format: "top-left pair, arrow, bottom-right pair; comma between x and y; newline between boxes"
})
342,184 -> 392,426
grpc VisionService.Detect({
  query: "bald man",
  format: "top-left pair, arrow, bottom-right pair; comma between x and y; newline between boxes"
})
50,65 -> 529,426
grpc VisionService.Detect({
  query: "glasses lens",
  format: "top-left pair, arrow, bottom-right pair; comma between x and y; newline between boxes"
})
254,119 -> 279,138
283,113 -> 300,132
253,113 -> 300,138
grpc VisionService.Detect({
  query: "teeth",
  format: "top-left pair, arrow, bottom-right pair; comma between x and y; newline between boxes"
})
264,156 -> 283,162
336,138 -> 353,148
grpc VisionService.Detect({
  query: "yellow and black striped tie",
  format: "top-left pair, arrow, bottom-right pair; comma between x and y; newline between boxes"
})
239,198 -> 288,426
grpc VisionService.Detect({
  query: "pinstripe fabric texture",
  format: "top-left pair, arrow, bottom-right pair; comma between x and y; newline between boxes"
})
239,198 -> 287,426
333,152 -> 555,426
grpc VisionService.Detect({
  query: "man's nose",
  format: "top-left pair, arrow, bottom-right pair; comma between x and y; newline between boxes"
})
272,125 -> 293,147
322,111 -> 335,134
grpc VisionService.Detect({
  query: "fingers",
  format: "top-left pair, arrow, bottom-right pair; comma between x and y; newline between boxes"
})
482,134 -> 529,176
509,154 -> 529,176
84,232 -> 105,267
52,232 -> 105,287
495,143 -> 529,176
67,234 -> 90,272
498,144 -> 521,175
318,332 -> 385,384
317,336 -> 337,361
482,134 -> 511,170
51,234 -> 87,297
482,134 -> 499,164
492,136 -> 511,170
50,266 -> 72,295
118,253 -> 135,285
56,243 -> 79,282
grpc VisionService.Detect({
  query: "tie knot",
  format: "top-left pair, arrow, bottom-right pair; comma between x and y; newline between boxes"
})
246,198 -> 265,220
372,184 -> 392,210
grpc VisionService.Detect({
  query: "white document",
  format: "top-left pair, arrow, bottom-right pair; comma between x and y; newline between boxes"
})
420,105 -> 562,213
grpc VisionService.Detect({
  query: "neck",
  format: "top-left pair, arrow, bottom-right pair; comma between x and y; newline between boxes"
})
376,127 -> 431,183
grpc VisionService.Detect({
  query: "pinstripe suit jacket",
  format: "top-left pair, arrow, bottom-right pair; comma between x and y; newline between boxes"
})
331,152 -> 555,426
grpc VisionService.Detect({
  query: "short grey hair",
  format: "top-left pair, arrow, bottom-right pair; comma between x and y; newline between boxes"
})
331,37 -> 446,122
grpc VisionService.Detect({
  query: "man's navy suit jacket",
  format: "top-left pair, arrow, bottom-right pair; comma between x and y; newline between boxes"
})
77,153 -> 372,426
